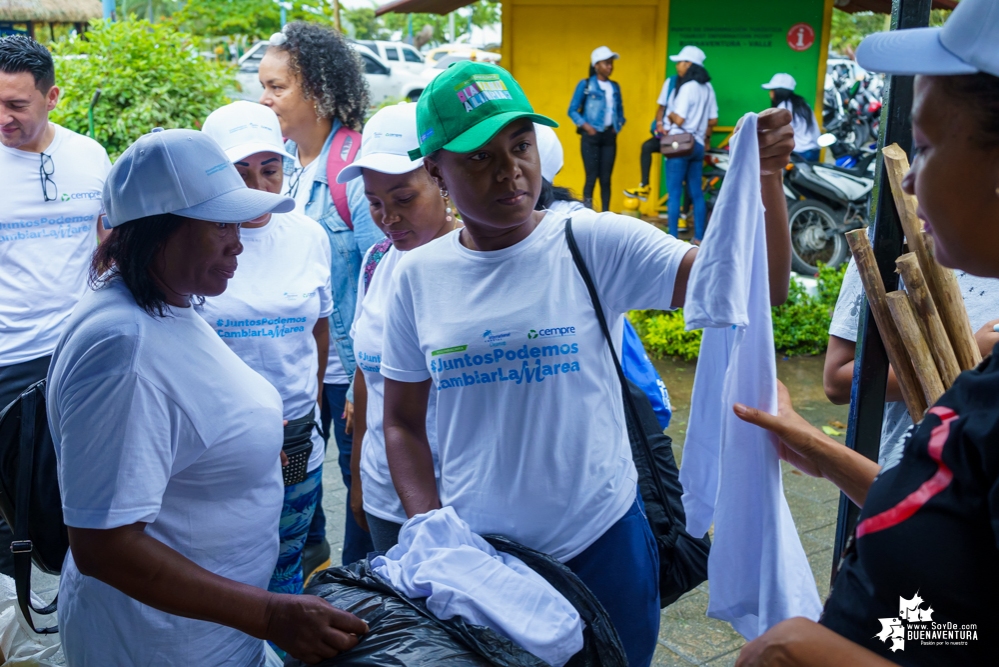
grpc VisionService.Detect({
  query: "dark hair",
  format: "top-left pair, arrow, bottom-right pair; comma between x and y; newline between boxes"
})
536,179 -> 581,210
270,22 -> 369,131
90,213 -> 191,317
770,88 -> 816,130
677,63 -> 711,90
938,73 -> 999,149
0,35 -> 55,92
588,64 -> 596,78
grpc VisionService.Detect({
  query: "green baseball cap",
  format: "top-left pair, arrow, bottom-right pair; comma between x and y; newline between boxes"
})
408,61 -> 558,160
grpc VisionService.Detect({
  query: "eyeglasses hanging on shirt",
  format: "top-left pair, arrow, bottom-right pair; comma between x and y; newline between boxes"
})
285,165 -> 304,199
39,152 -> 57,202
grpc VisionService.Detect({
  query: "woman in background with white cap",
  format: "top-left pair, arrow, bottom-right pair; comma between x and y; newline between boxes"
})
568,45 -> 626,212
46,128 -> 366,666
200,101 -> 334,598
338,102 -> 455,551
662,45 -> 717,244
762,74 -> 820,162
735,0 -> 999,664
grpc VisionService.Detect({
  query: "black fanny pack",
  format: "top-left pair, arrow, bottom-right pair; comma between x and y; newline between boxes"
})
282,414 -> 320,486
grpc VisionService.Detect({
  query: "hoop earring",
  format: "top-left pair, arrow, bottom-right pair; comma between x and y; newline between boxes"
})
441,188 -> 454,225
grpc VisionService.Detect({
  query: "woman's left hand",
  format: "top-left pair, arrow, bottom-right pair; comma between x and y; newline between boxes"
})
343,401 -> 354,435
736,617 -> 898,667
755,107 -> 795,177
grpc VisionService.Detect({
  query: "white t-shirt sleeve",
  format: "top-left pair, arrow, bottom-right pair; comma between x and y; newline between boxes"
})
708,84 -> 719,121
381,263 -> 433,383
350,246 -> 375,339
57,371 -> 180,529
656,79 -> 671,107
828,258 -> 864,342
318,233 -> 334,319
573,212 -> 692,315
671,84 -> 696,123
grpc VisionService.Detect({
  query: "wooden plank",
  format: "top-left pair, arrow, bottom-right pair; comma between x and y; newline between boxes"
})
886,291 -> 947,406
846,229 -> 927,419
922,232 -> 982,369
895,253 -> 961,387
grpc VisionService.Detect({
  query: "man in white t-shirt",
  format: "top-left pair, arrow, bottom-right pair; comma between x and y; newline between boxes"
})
0,35 -> 111,576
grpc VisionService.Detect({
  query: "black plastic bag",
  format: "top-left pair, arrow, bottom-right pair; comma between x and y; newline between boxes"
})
285,538 -> 627,667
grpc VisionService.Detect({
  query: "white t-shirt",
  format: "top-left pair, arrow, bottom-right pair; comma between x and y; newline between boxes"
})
829,259 -> 999,468
596,79 -> 615,130
778,100 -> 820,153
666,81 -> 718,146
291,152 -> 349,385
380,210 -> 692,561
48,279 -> 284,667
0,123 -> 111,365
199,211 -> 333,472
352,244 -> 439,523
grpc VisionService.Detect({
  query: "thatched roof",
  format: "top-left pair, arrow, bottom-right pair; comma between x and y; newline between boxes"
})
0,0 -> 103,23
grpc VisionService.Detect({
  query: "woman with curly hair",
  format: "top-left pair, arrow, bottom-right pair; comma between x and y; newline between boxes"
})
259,21 -> 384,573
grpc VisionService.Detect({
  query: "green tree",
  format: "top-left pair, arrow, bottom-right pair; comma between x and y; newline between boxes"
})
169,0 -> 336,39
342,5 -> 385,40
831,8 -> 952,56
50,19 -> 235,159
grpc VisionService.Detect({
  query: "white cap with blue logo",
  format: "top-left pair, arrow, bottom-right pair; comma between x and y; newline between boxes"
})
102,128 -> 295,228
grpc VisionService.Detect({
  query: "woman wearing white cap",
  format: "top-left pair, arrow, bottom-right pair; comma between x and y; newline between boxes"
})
735,1 -> 999,665
662,45 -> 717,243
200,101 -> 334,597
339,102 -> 455,551
762,73 -> 820,162
46,128 -> 366,666
568,45 -> 626,212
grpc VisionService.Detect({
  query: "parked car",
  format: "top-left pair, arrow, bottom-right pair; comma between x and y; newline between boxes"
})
234,41 -> 435,106
354,40 -> 425,74
424,44 -> 501,67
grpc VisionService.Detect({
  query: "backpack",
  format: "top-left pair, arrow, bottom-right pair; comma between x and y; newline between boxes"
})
0,379 -> 67,633
565,219 -> 710,608
326,127 -> 362,230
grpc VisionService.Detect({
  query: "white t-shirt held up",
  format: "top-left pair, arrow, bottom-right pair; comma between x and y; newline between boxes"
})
0,124 -> 111,365
380,210 -> 691,561
199,210 -> 334,472
48,279 -> 284,667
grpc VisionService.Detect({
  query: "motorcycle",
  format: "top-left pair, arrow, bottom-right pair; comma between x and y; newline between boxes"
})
784,134 -> 874,275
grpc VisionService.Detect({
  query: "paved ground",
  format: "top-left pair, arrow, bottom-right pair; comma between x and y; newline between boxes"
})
28,355 -> 845,666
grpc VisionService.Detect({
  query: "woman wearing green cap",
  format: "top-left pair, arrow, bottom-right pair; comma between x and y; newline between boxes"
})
380,60 -> 794,667
734,1 -> 999,665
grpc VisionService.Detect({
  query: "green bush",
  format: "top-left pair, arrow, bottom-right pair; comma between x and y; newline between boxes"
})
629,263 -> 848,360
50,19 -> 235,159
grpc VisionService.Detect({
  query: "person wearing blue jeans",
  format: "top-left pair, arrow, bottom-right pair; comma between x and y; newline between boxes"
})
666,140 -> 707,240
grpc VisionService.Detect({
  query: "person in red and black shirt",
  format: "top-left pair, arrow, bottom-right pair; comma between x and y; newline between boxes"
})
732,1 -> 999,665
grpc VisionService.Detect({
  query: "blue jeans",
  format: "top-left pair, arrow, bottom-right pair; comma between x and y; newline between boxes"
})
268,464 -> 323,595
319,382 -> 374,565
794,148 -> 820,162
566,497 -> 660,667
667,141 -> 706,240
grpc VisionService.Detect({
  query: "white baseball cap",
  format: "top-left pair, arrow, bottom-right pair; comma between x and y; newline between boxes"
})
762,73 -> 797,91
856,0 -> 999,77
535,123 -> 563,182
336,102 -> 423,183
201,101 -> 294,163
590,46 -> 619,66
670,45 -> 706,66
102,128 -> 294,228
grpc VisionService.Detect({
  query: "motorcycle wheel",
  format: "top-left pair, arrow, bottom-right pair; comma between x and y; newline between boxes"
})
788,199 -> 849,275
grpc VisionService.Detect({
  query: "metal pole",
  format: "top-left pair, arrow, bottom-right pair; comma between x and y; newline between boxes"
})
448,12 -> 455,43
102,0 -> 116,20
831,0 -> 932,583
407,14 -> 413,45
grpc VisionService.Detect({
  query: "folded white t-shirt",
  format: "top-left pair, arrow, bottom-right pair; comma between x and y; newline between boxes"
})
371,507 -> 583,667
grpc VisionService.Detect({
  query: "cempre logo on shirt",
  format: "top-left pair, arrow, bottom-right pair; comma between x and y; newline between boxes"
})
527,326 -> 576,340
58,190 -> 102,202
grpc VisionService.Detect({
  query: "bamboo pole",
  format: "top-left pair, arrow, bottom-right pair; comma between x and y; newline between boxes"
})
846,229 -> 927,418
895,253 -> 962,388
922,232 -> 982,370
886,291 -> 947,406
882,143 -> 981,370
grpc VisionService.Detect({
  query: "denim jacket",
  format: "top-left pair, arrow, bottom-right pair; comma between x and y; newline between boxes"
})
285,121 -> 385,382
568,76 -> 625,133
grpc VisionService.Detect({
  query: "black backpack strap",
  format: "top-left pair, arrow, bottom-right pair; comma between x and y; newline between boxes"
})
563,219 -> 676,522
13,387 -> 57,634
